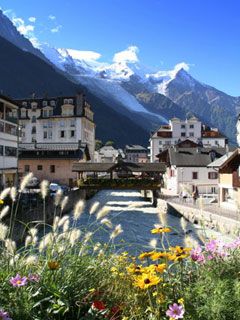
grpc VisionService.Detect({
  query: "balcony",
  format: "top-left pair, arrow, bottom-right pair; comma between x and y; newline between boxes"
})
0,119 -> 18,136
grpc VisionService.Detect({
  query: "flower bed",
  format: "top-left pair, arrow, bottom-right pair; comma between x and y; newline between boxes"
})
0,173 -> 239,319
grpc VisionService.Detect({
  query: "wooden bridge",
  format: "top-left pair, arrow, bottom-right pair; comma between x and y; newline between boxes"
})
72,161 -> 166,191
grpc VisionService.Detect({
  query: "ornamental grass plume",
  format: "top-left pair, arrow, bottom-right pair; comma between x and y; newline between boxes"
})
24,255 -> 38,266
54,189 -> 63,206
180,217 -> 188,233
110,224 -> 123,240
69,228 -> 81,247
0,206 -> 10,220
100,218 -> 113,228
25,235 -> 32,248
58,215 -> 69,227
19,172 -> 33,192
29,227 -> 38,238
0,223 -> 8,241
40,180 -> 49,199
10,187 -> 17,202
149,238 -> 157,249
4,239 -> 16,255
73,199 -> 85,220
96,207 -> 110,220
0,188 -> 10,200
60,196 -> 69,212
158,211 -> 167,226
89,201 -> 100,215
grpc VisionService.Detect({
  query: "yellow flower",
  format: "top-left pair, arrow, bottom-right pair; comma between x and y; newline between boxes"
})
0,200 -> 4,205
134,273 -> 162,289
126,264 -> 142,275
48,260 -> 60,270
151,252 -> 169,261
170,246 -> 191,254
151,227 -> 171,234
156,293 -> 165,304
139,251 -> 155,260
155,263 -> 167,273
178,298 -> 184,305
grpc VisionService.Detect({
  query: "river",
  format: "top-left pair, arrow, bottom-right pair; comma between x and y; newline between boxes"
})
72,190 -> 211,255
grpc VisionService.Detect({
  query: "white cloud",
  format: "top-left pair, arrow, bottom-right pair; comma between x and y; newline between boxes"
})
67,49 -> 101,61
113,46 -> 139,63
51,25 -> 62,33
28,16 -> 36,23
173,62 -> 190,73
12,16 -> 35,37
48,15 -> 56,20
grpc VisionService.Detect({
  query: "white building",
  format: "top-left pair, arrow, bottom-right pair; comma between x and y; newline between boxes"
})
16,93 -> 95,161
94,146 -> 124,163
149,117 -> 227,162
158,145 -> 228,195
0,95 -> 19,188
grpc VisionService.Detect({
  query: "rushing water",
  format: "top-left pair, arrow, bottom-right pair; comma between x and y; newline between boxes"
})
72,190 -> 207,255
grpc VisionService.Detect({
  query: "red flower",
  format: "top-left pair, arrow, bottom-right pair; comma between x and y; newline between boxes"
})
92,300 -> 106,311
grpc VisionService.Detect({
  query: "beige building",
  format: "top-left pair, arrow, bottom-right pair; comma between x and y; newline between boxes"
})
19,142 -> 90,186
209,149 -> 240,210
0,95 -> 19,189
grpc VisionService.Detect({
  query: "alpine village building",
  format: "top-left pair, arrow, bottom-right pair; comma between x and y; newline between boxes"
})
16,93 -> 95,186
0,95 -> 19,189
149,117 -> 227,163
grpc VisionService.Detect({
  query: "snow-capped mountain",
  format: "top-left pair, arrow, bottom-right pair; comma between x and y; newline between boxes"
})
1,8 -> 240,143
0,10 -> 47,61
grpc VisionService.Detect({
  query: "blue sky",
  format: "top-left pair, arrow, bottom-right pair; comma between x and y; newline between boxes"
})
0,0 -> 240,96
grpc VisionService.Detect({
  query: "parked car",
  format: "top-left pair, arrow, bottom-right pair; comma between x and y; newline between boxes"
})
49,183 -> 62,197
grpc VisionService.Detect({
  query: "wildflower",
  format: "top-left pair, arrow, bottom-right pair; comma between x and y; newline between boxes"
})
134,273 -> 161,289
10,274 -> 28,287
139,251 -> 155,260
166,303 -> 184,319
155,263 -> 167,273
91,300 -> 106,311
151,252 -> 169,261
0,309 -> 12,320
190,247 -> 205,263
126,264 -> 142,275
0,199 -> 3,205
28,273 -> 40,282
151,227 -> 171,234
178,298 -> 184,305
48,260 -> 60,270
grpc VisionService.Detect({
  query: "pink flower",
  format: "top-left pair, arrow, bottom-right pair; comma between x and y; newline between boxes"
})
166,303 -> 185,319
28,273 -> 40,282
9,273 -> 28,287
191,247 -> 205,263
0,309 -> 12,320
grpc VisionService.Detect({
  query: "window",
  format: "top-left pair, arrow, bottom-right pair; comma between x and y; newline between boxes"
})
24,165 -> 30,173
21,109 -> 27,118
42,101 -> 47,107
181,132 -> 186,137
31,102 -> 37,110
50,165 -> 55,173
68,99 -> 73,104
208,172 -> 218,179
22,102 -> 27,107
190,124 -> 194,129
37,165 -> 43,171
60,121 -> 65,127
43,131 -> 47,139
159,141 -> 162,145
215,140 -> 219,146
43,110 -> 48,118
64,99 -> 68,104
0,145 -> 3,156
192,172 -> 198,179
181,124 -> 185,129
70,120 -> 75,127
189,132 -> 194,137
70,130 -> 75,137
31,126 -> 36,134
48,131 -> 53,139
5,146 -> 17,157
60,130 -> 65,138
32,116 -> 36,123
50,100 -> 56,106
49,109 -> 53,116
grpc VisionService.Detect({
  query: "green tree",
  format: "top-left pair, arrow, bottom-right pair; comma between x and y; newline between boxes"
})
105,140 -> 115,147
95,139 -> 103,151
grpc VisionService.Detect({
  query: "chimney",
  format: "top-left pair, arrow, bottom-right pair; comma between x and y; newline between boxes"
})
225,141 -> 229,156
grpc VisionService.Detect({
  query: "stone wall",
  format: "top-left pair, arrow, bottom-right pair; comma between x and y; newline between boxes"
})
157,198 -> 240,236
